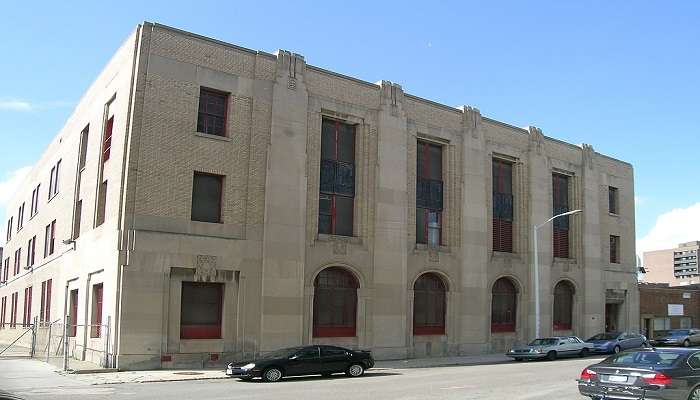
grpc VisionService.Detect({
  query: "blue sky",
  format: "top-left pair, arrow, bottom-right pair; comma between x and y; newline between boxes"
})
1,1 -> 699,255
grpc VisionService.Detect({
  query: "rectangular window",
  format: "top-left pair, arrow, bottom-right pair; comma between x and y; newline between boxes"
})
492,159 -> 514,253
17,203 -> 25,231
608,186 -> 619,214
30,184 -> 40,217
79,125 -> 89,170
180,282 -> 223,339
319,118 -> 356,237
48,160 -> 61,199
6,217 -> 12,242
40,279 -> 52,324
197,88 -> 228,136
13,248 -> 21,276
102,116 -> 113,163
22,286 -> 32,327
552,173 -> 570,258
73,200 -> 83,239
416,141 -> 443,246
95,180 -> 108,227
68,289 -> 78,337
10,292 -> 18,328
44,220 -> 56,257
191,173 -> 224,223
610,235 -> 620,264
90,283 -> 103,338
0,296 -> 5,328
26,236 -> 36,268
2,258 -> 8,283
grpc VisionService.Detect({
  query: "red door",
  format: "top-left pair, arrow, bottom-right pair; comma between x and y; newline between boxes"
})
69,289 -> 78,336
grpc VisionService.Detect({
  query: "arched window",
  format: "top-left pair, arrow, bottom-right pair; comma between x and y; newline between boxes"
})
553,281 -> 574,330
413,273 -> 446,335
491,278 -> 517,332
313,267 -> 359,337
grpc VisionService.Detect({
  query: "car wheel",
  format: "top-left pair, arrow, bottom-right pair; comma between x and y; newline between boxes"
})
262,367 -> 283,382
613,345 -> 621,354
547,351 -> 557,361
579,348 -> 589,358
345,363 -> 365,377
684,339 -> 691,347
690,386 -> 700,400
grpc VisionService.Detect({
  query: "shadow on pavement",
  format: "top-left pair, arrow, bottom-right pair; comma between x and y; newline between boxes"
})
238,371 -> 402,383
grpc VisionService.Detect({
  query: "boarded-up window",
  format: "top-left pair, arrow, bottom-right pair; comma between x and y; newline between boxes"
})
416,141 -> 443,246
553,281 -> 574,330
180,282 -> 223,339
493,159 -> 513,252
610,235 -> 620,264
197,88 -> 228,136
552,173 -> 570,258
191,173 -> 224,223
413,273 -> 446,335
491,278 -> 517,332
313,267 -> 358,337
318,118 -> 355,236
608,186 -> 619,214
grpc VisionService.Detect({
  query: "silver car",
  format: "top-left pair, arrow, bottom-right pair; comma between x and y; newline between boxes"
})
651,329 -> 700,347
507,336 -> 591,361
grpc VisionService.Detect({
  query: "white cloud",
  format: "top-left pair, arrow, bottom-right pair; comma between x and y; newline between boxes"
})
634,196 -> 647,206
638,202 -> 700,259
0,166 -> 32,242
0,99 -> 31,112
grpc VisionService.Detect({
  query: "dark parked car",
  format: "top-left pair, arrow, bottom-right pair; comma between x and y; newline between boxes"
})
226,345 -> 374,382
587,332 -> 649,354
578,348 -> 700,399
651,329 -> 700,347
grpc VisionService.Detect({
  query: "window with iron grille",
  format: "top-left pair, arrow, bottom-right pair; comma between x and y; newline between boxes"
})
608,186 -> 619,214
319,118 -> 355,237
492,159 -> 513,252
197,88 -> 228,137
416,141 -> 443,246
552,173 -> 570,258
553,281 -> 574,330
610,235 -> 620,264
91,283 -> 103,338
191,173 -> 224,223
413,273 -> 446,335
491,278 -> 517,332
313,267 -> 358,337
180,282 -> 223,339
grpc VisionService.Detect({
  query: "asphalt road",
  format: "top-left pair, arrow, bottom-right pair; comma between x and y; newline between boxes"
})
9,356 -> 605,400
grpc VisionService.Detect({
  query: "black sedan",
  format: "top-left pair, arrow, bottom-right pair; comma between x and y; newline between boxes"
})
578,347 -> 700,399
226,345 -> 374,382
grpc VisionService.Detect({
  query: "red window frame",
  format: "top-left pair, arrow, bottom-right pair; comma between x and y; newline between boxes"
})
13,248 -> 21,275
416,141 -> 443,246
22,286 -> 32,327
552,281 -> 574,331
492,159 -> 514,253
180,282 -> 223,339
318,118 -> 355,237
26,236 -> 35,268
10,292 -> 18,328
413,273 -> 446,335
197,88 -> 229,137
102,116 -> 113,163
69,289 -> 78,337
552,173 -> 570,258
2,258 -> 8,283
313,267 -> 359,338
1,296 -> 6,329
491,278 -> 517,333
48,220 -> 56,256
91,283 -> 103,338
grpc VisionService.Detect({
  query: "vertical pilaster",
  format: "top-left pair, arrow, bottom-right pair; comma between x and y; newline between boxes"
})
259,50 -> 309,352
581,143 -> 604,338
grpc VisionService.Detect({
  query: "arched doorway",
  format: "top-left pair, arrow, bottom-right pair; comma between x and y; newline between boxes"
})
553,280 -> 574,331
491,278 -> 517,333
413,273 -> 446,335
313,267 -> 359,337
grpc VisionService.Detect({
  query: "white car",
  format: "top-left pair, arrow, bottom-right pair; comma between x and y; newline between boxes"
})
506,336 -> 592,361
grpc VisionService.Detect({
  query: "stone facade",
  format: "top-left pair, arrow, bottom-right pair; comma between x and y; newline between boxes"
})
0,22 -> 639,370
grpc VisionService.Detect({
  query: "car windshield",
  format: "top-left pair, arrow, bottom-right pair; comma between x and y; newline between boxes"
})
668,330 -> 690,336
588,333 -> 620,341
262,347 -> 303,359
605,351 -> 682,366
529,338 -> 558,346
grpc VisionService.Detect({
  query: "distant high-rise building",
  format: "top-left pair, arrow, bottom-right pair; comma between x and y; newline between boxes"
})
643,241 -> 700,285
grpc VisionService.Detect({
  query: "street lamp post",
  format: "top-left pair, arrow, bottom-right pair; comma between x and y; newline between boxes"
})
533,209 -> 582,339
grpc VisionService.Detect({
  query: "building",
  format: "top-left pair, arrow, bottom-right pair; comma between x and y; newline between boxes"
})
0,22 -> 638,370
643,241 -> 700,286
639,283 -> 700,337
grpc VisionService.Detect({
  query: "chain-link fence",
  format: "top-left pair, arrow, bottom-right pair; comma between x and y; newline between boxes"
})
0,320 -> 35,359
31,316 -> 113,370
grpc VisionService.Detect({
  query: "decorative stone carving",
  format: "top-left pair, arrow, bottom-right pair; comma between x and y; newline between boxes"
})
275,50 -> 305,89
461,106 -> 482,139
428,249 -> 439,263
332,240 -> 347,255
581,143 -> 595,170
528,126 -> 545,155
378,80 -> 404,115
194,255 -> 218,282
